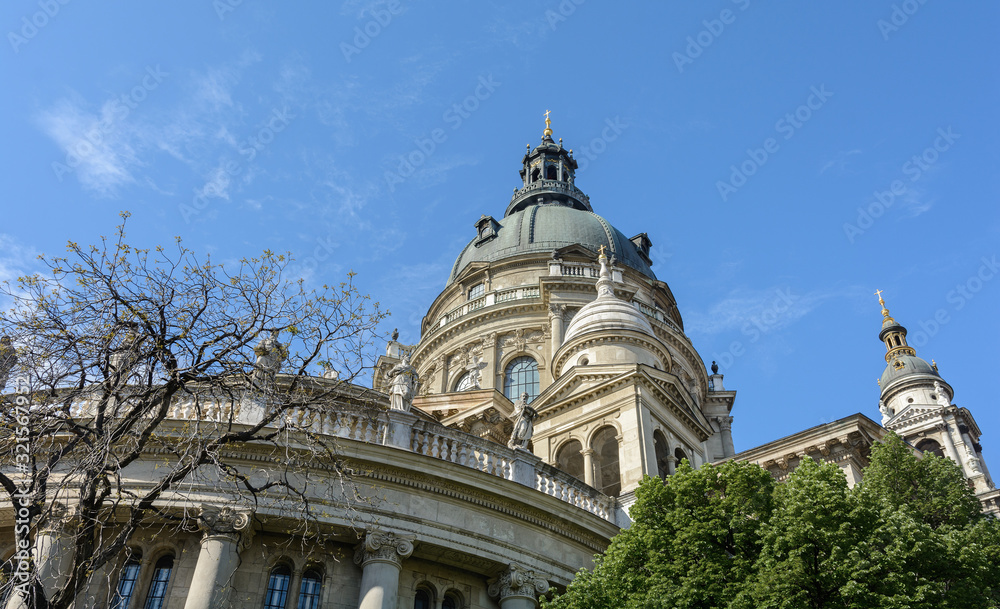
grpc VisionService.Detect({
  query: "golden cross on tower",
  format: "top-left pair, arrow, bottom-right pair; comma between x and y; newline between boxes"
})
874,288 -> 884,304
544,109 -> 551,121
543,109 -> 553,136
597,245 -> 607,257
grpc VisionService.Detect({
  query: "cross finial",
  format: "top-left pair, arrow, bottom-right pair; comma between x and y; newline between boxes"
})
874,288 -> 884,302
543,110 -> 553,136
544,109 -> 551,121
597,244 -> 607,258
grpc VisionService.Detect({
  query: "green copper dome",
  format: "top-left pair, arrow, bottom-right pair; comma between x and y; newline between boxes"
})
447,204 -> 656,285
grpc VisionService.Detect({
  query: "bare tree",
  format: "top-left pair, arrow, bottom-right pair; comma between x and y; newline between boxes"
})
0,214 -> 388,609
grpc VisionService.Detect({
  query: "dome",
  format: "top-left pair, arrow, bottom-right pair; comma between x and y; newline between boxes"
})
563,254 -> 655,344
563,296 -> 654,343
880,354 -> 939,388
448,204 -> 655,284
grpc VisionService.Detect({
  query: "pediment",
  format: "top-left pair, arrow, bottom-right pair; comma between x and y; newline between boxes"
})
534,364 -> 713,440
886,404 -> 944,429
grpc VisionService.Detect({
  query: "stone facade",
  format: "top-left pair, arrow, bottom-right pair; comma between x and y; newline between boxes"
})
1,121 -> 995,609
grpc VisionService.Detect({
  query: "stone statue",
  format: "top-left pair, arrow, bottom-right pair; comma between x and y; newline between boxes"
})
253,330 -> 286,389
507,392 -> 538,451
934,381 -> 950,407
878,399 -> 890,418
0,335 -> 17,390
387,353 -> 418,412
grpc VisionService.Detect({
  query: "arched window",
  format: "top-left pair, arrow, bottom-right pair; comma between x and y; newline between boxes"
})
297,569 -> 323,609
653,431 -> 670,479
414,589 -> 431,609
546,164 -> 557,180
263,565 -> 292,609
916,439 -> 945,458
674,447 -> 688,467
454,371 -> 476,392
592,426 -> 621,496
443,592 -> 460,609
142,555 -> 173,609
109,559 -> 142,609
556,439 -> 584,481
504,356 -> 539,403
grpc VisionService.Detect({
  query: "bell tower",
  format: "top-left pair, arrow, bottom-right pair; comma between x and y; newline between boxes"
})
875,291 -> 995,496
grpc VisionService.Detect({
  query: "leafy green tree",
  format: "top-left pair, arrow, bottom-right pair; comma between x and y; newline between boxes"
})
846,432 -> 1000,608
738,457 -> 856,609
544,460 -> 774,609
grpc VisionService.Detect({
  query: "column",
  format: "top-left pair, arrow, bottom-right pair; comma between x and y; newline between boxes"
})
581,449 -> 596,487
716,416 -> 736,458
354,530 -> 415,609
936,423 -> 964,468
548,304 -> 565,356
35,516 -> 76,603
665,454 -> 676,475
488,563 -> 549,609
182,505 -> 253,609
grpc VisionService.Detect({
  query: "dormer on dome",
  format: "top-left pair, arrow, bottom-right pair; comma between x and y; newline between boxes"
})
506,112 -> 592,217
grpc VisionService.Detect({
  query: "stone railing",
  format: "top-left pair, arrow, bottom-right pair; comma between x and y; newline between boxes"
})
67,396 -> 615,523
436,286 -> 541,329
509,179 -> 591,208
400,414 -> 616,523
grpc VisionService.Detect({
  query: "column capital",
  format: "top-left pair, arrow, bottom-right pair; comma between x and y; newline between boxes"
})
196,504 -> 254,549
488,563 -> 549,605
714,416 -> 733,431
580,448 -> 595,457
353,530 -> 415,569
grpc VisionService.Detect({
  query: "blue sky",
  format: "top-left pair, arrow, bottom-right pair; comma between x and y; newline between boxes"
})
2,1 -> 998,459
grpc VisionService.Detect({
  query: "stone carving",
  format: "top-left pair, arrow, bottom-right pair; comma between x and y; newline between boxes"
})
354,530 -> 415,567
934,381 -> 950,407
548,303 -> 566,320
481,331 -> 498,349
878,399 -> 891,418
0,335 -> 17,389
387,353 -> 418,412
507,392 -> 538,451
197,505 -> 253,547
464,354 -> 488,390
488,563 -> 549,602
713,416 -> 733,431
253,330 -> 287,389
501,329 -> 544,354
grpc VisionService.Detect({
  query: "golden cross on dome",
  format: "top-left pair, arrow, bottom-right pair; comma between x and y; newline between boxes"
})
597,245 -> 607,257
874,288 -> 884,303
543,110 -> 553,136
544,109 -> 551,121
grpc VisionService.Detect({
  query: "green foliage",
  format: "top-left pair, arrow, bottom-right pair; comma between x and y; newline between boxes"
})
544,461 -> 774,609
546,433 -> 999,609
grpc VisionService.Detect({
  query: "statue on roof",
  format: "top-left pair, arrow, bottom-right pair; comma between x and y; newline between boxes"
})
387,352 -> 418,412
507,392 -> 538,451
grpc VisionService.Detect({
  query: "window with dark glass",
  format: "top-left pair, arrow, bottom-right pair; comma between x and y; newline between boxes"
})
556,439 -> 584,481
653,431 -> 670,479
142,555 -> 173,609
413,589 -> 431,609
443,594 -> 459,609
296,569 -> 322,609
110,560 -> 142,609
593,426 -> 621,496
263,565 -> 292,609
503,356 -> 539,403
468,283 -> 485,300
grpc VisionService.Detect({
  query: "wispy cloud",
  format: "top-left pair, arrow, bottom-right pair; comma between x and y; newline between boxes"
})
685,286 -> 832,336
820,149 -> 862,174
36,96 -> 141,197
